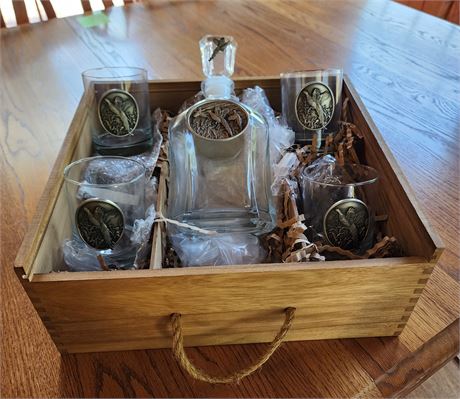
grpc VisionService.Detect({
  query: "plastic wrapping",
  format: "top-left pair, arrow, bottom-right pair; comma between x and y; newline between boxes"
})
271,151 -> 300,196
169,229 -> 267,267
301,154 -> 354,185
128,127 -> 163,177
144,175 -> 158,213
133,203 -> 156,269
81,157 -> 144,186
132,204 -> 156,245
241,86 -> 295,164
63,238 -> 138,271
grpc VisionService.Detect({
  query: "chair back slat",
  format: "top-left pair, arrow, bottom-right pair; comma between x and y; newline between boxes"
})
12,1 -> 29,25
397,0 -> 459,25
1,0 -> 136,28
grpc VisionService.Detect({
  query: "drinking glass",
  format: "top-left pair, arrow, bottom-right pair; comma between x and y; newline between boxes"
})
281,69 -> 343,146
82,67 -> 152,155
64,156 -> 146,268
301,163 -> 379,252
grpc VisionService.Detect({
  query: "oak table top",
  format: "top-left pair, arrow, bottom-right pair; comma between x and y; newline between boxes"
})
1,1 -> 459,397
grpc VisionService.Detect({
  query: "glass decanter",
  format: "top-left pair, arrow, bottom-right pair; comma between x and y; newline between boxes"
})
167,35 -> 274,234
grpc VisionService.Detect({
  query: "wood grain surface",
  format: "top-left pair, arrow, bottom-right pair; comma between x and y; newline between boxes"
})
1,1 -> 459,397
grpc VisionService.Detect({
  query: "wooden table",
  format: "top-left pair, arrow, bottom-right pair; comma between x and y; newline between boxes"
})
1,1 -> 458,397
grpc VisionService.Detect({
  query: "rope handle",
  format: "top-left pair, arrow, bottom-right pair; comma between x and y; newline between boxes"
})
170,307 -> 296,384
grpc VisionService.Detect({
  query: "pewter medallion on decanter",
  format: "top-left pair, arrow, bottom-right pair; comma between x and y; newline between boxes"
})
76,198 -> 125,250
167,35 -> 274,235
98,89 -> 139,136
188,100 -> 248,140
187,99 -> 249,159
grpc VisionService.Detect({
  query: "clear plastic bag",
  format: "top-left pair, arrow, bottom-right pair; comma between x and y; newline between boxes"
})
241,85 -> 295,164
301,154 -> 354,185
62,238 -> 138,271
271,151 -> 300,196
169,229 -> 267,267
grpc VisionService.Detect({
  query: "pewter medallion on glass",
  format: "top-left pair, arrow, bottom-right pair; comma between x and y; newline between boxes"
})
295,81 -> 334,131
323,198 -> 370,250
83,67 -> 154,155
98,89 -> 139,137
76,198 -> 125,250
281,69 -> 343,145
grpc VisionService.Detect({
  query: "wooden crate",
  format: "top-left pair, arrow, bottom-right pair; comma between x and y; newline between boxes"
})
14,77 -> 443,354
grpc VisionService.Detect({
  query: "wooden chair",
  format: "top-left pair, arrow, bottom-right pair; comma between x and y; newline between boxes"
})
396,1 -> 459,25
1,0 -> 136,28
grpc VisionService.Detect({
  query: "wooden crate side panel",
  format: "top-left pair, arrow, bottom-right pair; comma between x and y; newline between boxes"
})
14,92 -> 93,277
29,115 -> 93,275
24,262 -> 428,353
23,261 -> 430,354
147,77 -> 281,114
45,305 -> 415,339
39,305 -> 415,353
343,77 -> 442,262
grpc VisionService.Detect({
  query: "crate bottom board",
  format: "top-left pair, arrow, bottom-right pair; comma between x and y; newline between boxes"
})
46,305 -> 413,339
55,322 -> 404,354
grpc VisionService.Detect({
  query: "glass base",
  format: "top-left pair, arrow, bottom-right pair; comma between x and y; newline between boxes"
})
175,208 -> 274,235
65,229 -> 139,271
94,135 -> 153,156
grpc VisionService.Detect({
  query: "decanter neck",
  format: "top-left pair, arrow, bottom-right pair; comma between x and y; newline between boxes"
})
199,35 -> 237,99
202,76 -> 234,99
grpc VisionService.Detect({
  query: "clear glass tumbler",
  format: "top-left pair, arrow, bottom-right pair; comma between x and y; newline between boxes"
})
64,156 -> 146,268
301,162 -> 379,252
281,69 -> 343,146
82,67 -> 152,155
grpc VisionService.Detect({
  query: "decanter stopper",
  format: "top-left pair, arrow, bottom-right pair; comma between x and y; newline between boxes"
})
200,35 -> 237,99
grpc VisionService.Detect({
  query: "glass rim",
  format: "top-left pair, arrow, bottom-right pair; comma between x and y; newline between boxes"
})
64,156 -> 146,187
302,163 -> 379,187
280,68 -> 343,78
82,66 -> 148,80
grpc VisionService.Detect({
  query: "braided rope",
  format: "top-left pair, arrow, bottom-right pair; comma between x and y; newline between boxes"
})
170,307 -> 296,384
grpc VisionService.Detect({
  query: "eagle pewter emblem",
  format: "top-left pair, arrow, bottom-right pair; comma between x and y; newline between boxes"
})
98,89 -> 139,137
76,199 -> 124,250
323,198 -> 370,250
209,37 -> 230,61
295,81 -> 334,131
188,100 -> 248,139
